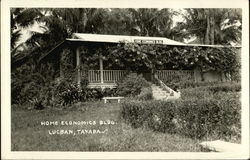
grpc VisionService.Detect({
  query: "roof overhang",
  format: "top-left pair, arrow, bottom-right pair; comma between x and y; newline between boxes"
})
39,33 -> 241,62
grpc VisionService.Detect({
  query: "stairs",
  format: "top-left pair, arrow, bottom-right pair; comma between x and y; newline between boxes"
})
151,84 -> 180,101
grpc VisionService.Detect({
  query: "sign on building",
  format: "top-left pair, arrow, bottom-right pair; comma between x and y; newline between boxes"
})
134,39 -> 163,44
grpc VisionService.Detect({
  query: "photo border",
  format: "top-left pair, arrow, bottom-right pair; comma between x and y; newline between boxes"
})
1,0 -> 249,159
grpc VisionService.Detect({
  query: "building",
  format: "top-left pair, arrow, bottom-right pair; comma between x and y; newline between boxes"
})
39,33 -> 241,89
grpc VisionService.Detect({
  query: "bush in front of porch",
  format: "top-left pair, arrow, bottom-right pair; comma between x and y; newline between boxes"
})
116,73 -> 151,97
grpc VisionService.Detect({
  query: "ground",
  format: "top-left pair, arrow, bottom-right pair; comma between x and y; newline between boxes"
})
11,101 -> 204,151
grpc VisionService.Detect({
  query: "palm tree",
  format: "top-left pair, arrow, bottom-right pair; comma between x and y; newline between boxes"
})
127,8 -> 175,37
177,8 -> 242,45
13,8 -> 107,62
11,8 -> 43,50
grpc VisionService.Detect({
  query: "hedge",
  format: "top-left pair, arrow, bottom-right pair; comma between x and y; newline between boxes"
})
120,93 -> 241,140
120,100 -> 176,133
166,81 -> 241,91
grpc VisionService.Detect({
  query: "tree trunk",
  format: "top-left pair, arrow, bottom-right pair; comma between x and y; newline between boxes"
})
205,13 -> 210,44
200,70 -> 205,81
83,12 -> 88,32
210,11 -> 215,45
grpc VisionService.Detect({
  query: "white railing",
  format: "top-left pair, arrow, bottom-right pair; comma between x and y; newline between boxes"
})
84,70 -> 194,83
85,70 -> 127,83
156,70 -> 194,81
88,70 -> 101,82
103,70 -> 127,82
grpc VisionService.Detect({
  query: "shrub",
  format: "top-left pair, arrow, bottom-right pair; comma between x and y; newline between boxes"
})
120,99 -> 147,128
180,82 -> 241,100
166,80 -> 241,92
207,82 -> 241,93
176,95 -> 241,140
51,79 -> 109,107
136,87 -> 153,100
146,101 -> 176,133
85,88 -> 103,101
121,100 -> 176,133
120,92 -> 241,140
102,88 -> 118,97
116,73 -> 150,97
175,99 -> 219,139
11,72 -> 46,105
170,81 -> 217,89
180,88 -> 213,100
29,98 -> 45,110
52,80 -> 81,106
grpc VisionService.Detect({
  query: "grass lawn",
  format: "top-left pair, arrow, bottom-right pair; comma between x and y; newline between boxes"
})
12,101 -> 204,151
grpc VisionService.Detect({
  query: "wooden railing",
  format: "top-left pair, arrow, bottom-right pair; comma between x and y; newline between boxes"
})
156,70 -> 194,81
85,70 -> 127,83
87,70 -> 101,83
103,70 -> 127,82
83,69 -> 194,83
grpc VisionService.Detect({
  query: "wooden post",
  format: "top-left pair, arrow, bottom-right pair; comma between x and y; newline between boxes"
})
76,47 -> 81,87
99,54 -> 104,84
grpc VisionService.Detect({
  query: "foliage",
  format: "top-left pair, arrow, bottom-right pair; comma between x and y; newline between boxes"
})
121,83 -> 241,140
136,87 -> 153,100
102,88 -> 118,97
11,8 -> 44,49
51,81 -> 120,107
170,80 -> 241,91
11,64 -> 46,105
60,48 -> 76,81
11,8 -> 241,71
175,95 -> 241,140
180,82 -> 241,99
120,100 -> 177,133
207,83 -> 241,93
116,73 -> 150,97
127,8 -> 175,37
52,80 -> 81,106
177,9 -> 242,45
29,98 -> 45,110
107,43 -> 240,76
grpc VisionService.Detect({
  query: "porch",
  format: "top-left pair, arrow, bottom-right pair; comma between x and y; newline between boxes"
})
84,70 -> 128,88
40,33 -> 239,88
81,69 -> 195,89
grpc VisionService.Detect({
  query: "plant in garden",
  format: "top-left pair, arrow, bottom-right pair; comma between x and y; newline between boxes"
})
120,100 -> 176,133
136,86 -> 153,100
29,97 -> 44,110
11,64 -> 46,105
120,85 -> 241,141
116,73 -> 150,97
